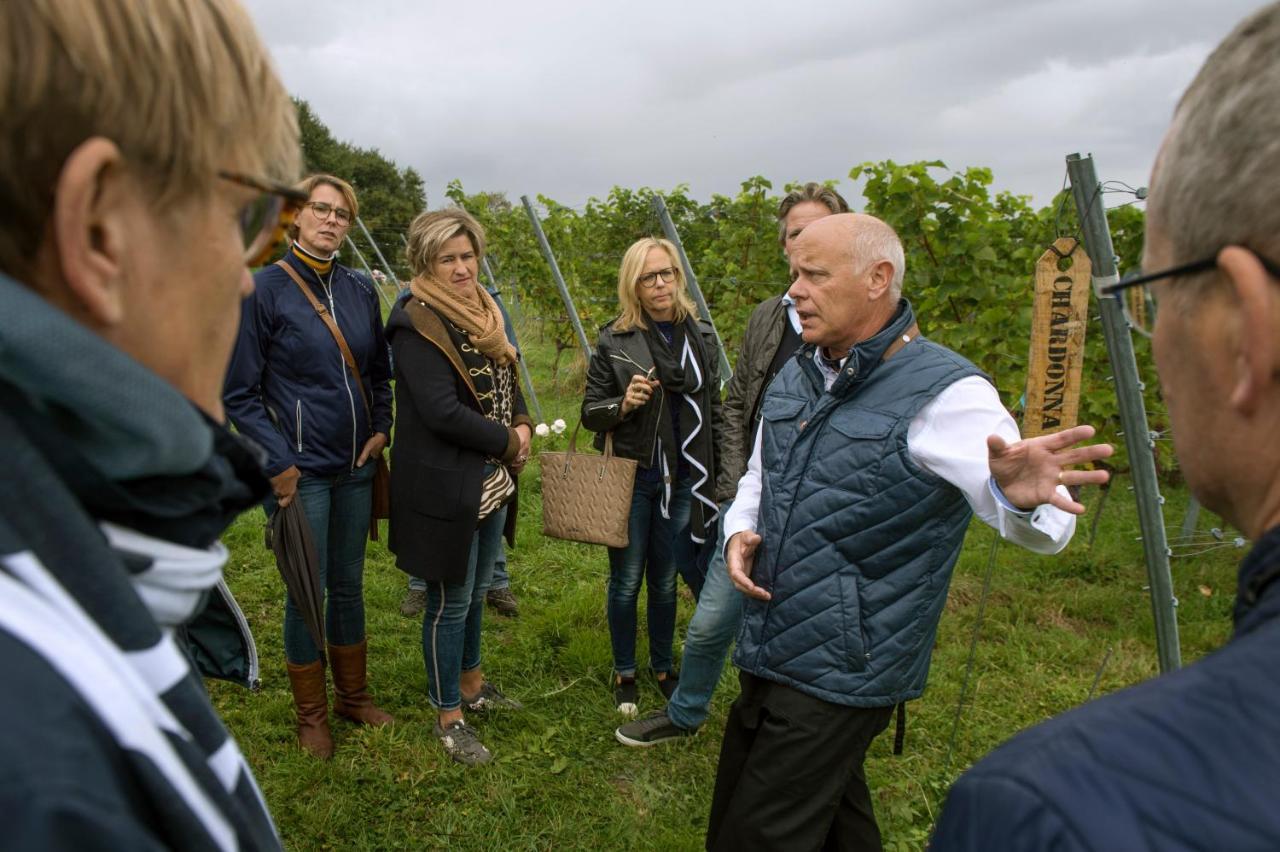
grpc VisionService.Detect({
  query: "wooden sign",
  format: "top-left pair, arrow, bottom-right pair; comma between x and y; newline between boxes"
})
1023,237 -> 1091,438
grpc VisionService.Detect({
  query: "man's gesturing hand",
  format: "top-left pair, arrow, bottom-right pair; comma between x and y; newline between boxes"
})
988,424 -> 1114,514
727,530 -> 770,601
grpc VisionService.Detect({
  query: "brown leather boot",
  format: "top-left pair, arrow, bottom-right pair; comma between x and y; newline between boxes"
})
285,660 -> 333,759
329,640 -> 394,726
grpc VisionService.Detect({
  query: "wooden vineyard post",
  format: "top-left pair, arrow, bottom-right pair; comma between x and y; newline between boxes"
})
1023,238 -> 1091,437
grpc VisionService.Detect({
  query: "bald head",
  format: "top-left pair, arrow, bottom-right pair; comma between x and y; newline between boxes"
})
787,213 -> 906,355
795,214 -> 906,301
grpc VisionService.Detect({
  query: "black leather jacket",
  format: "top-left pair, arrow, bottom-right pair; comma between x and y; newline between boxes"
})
580,318 -> 724,469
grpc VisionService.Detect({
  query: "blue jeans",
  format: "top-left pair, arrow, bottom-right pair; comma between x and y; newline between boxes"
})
273,462 -> 374,665
490,549 -> 511,591
668,505 -> 744,730
420,505 -> 507,710
607,477 -> 691,676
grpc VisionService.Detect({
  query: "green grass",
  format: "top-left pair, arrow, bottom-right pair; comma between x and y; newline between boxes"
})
211,320 -> 1243,851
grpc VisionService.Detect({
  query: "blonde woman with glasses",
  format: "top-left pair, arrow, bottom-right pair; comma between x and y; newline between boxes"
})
224,173 -> 395,760
581,237 -> 725,718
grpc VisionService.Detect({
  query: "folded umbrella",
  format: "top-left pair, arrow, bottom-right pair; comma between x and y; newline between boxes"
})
270,499 -> 326,665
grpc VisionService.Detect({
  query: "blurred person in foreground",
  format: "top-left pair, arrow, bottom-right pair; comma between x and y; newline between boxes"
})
617,182 -> 848,747
224,172 -> 395,760
706,213 -> 1113,851
0,0 -> 299,848
932,5 -> 1280,850
386,209 -> 531,766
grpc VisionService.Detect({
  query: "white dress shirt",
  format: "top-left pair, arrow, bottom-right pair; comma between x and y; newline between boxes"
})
723,346 -> 1076,555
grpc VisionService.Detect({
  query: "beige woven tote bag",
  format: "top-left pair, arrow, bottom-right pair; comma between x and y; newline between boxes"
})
539,424 -> 637,548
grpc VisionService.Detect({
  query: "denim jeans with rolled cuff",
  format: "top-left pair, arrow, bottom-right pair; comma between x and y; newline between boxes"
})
606,476 -> 691,677
420,503 -> 507,710
267,461 -> 375,666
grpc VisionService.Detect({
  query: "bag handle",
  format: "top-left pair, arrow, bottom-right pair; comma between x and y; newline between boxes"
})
275,259 -> 374,432
563,421 -> 617,478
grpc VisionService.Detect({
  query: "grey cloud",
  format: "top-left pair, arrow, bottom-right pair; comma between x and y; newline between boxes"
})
243,0 -> 1268,210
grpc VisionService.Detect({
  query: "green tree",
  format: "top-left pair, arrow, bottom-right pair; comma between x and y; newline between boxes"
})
295,99 -> 425,279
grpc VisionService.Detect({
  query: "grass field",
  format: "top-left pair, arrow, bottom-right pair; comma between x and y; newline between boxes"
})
210,320 -> 1243,851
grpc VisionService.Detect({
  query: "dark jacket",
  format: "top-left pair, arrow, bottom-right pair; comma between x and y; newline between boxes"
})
716,294 -> 792,502
932,524 -> 1280,852
0,273 -> 279,850
385,298 -> 530,584
580,317 -> 725,469
735,302 -> 984,707
224,250 -> 393,478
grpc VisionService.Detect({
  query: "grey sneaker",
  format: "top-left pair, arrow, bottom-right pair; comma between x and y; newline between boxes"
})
399,588 -> 427,618
615,710 -> 696,747
486,586 -> 519,617
434,719 -> 492,766
463,681 -> 523,713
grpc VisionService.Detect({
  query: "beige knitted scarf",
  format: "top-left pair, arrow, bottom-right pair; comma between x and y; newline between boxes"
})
409,275 -> 517,367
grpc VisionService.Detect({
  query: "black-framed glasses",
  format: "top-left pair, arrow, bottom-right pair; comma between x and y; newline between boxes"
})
638,267 -> 677,288
219,171 -> 308,267
304,200 -> 353,226
1103,251 -> 1280,295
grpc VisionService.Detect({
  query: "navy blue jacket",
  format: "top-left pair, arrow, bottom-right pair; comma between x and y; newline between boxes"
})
933,525 -> 1280,851
224,251 -> 393,478
734,302 -> 983,707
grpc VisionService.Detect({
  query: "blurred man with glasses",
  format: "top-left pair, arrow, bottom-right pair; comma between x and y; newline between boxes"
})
934,4 -> 1280,849
0,0 -> 299,847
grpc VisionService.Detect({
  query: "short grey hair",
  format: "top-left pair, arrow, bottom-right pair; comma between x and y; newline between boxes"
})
777,182 -> 850,247
1150,2 -> 1280,293
852,218 -> 906,302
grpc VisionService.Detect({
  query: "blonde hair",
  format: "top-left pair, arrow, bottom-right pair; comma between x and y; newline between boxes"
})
404,208 -> 487,278
613,237 -> 697,332
290,174 -> 360,239
0,0 -> 300,276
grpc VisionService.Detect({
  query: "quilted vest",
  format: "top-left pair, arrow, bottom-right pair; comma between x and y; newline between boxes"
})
733,302 -> 984,707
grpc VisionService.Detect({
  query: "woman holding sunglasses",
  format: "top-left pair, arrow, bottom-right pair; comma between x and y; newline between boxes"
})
224,173 -> 394,759
581,237 -> 724,717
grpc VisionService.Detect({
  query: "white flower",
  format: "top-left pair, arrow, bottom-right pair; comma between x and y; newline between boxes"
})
551,419 -> 567,434
535,423 -> 551,437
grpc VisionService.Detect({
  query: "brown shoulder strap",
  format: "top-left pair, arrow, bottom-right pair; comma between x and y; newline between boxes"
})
275,259 -> 373,429
881,323 -> 920,363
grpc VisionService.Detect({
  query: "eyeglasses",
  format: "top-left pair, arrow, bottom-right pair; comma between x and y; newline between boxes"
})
219,170 -> 308,267
1103,251 -> 1280,295
638,267 -> 677,288
304,201 -> 353,226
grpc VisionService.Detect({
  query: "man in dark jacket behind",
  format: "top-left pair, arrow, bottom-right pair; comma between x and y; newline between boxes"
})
0,0 -> 300,848
616,182 -> 850,747
932,5 -> 1280,850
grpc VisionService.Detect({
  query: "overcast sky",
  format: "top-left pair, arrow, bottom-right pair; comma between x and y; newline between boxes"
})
243,0 -> 1264,211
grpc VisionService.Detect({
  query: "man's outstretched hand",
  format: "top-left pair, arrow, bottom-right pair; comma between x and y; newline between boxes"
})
727,530 -> 770,601
989,424 -> 1114,514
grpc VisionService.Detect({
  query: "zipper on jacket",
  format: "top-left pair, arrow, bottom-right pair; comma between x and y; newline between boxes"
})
322,271 -> 359,470
647,385 -> 665,468
215,578 -> 260,690
295,400 -> 303,453
585,401 -> 620,416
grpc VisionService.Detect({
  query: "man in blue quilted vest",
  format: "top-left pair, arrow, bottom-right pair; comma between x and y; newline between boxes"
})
707,212 -> 1114,851
933,5 -> 1280,850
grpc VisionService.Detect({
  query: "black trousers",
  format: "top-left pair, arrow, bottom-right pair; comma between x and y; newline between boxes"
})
706,672 -> 894,852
